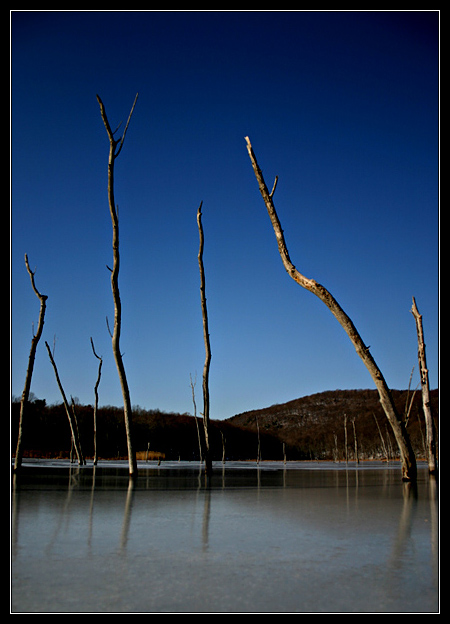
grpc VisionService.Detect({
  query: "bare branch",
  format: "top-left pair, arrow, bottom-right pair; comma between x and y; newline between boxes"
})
96,94 -> 116,145
90,336 -> 102,361
24,253 -> 48,303
270,175 -> 278,198
115,93 -> 139,157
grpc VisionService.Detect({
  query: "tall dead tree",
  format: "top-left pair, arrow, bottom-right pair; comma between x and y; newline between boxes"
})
411,297 -> 437,474
245,136 -> 417,481
197,202 -> 212,476
45,341 -> 84,465
97,93 -> 138,478
14,255 -> 48,472
90,337 -> 103,466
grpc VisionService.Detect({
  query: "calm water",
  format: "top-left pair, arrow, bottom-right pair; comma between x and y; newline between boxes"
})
11,460 -> 439,613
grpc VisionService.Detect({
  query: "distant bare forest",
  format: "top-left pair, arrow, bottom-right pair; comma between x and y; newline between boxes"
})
11,388 -> 438,463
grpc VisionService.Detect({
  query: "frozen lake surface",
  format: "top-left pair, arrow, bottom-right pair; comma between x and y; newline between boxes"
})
11,460 -> 439,613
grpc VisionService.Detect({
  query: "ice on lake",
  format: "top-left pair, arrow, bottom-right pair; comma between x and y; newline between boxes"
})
11,460 -> 439,613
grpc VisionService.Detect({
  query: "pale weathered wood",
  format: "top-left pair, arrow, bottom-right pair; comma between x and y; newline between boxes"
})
197,202 -> 212,476
14,255 -> 48,472
411,297 -> 437,474
97,94 -> 138,477
245,136 -> 417,481
45,341 -> 84,465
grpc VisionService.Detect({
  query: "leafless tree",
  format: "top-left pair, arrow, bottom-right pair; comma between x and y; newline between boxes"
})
45,340 -> 84,465
197,202 -> 212,476
97,94 -> 138,478
14,255 -> 48,472
190,373 -> 203,463
411,297 -> 437,474
90,337 -> 103,465
373,413 -> 388,462
352,417 -> 359,464
245,136 -> 417,481
343,414 -> 348,464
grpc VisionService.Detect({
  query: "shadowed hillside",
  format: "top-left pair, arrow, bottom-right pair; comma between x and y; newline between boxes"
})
11,388 -> 437,462
226,388 -> 438,461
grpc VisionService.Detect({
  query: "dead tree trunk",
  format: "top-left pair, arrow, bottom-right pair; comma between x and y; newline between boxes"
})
197,202 -> 212,476
97,94 -> 138,478
255,414 -> 261,464
343,414 -> 348,464
190,373 -> 203,463
90,337 -> 103,465
411,297 -> 437,474
14,255 -> 48,472
220,431 -> 226,464
70,397 -> 85,464
45,341 -> 84,465
245,136 -> 417,481
373,413 -> 388,461
352,417 -> 359,464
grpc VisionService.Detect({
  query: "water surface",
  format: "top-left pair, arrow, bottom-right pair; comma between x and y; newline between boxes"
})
11,460 -> 439,613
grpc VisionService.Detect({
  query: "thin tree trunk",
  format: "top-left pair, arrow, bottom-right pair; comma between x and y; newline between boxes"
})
90,337 -> 103,465
197,202 -> 212,476
343,413 -> 349,464
255,414 -> 261,464
70,397 -> 85,464
245,136 -> 417,482
14,255 -> 48,472
333,433 -> 339,463
45,341 -> 84,465
97,94 -> 138,478
352,417 -> 359,464
411,297 -> 437,474
373,413 -> 388,462
190,373 -> 203,463
221,431 -> 226,464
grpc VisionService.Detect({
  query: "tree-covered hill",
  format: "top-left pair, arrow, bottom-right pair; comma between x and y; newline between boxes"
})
11,388 -> 438,462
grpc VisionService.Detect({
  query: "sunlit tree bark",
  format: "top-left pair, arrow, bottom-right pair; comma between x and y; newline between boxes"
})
411,297 -> 437,474
97,94 -> 138,478
14,255 -> 48,472
245,136 -> 417,481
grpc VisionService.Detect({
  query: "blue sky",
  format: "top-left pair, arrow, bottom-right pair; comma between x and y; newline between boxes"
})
11,11 -> 439,420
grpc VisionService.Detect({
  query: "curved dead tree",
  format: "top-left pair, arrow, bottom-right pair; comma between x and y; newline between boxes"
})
14,255 -> 48,472
245,136 -> 417,482
97,93 -> 138,478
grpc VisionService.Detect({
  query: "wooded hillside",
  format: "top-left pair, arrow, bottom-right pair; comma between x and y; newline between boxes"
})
11,388 -> 438,462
